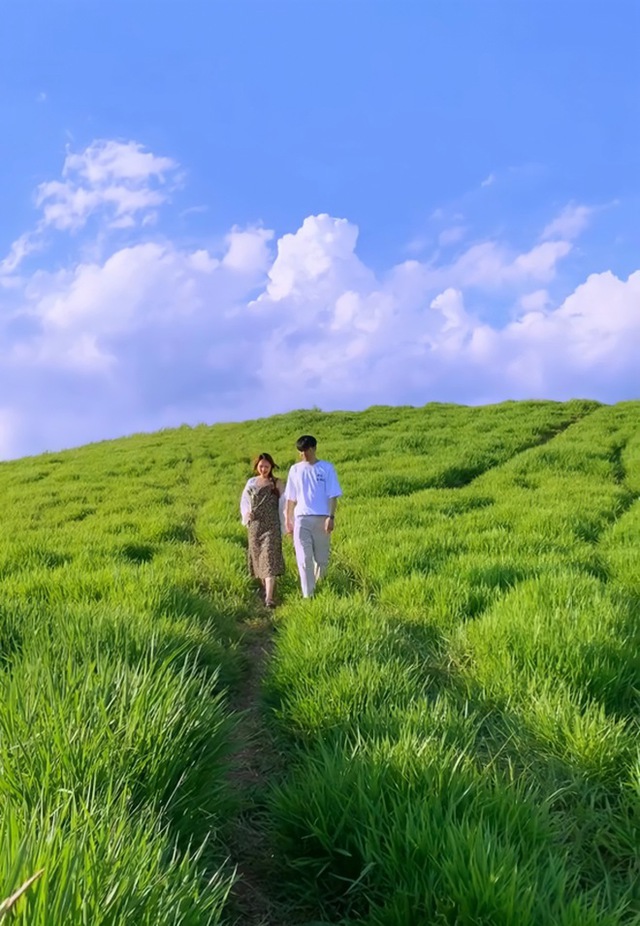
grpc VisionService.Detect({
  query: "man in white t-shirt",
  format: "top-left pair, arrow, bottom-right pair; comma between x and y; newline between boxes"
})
285,434 -> 343,598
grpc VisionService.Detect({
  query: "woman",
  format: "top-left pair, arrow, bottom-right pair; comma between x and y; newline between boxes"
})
240,453 -> 285,608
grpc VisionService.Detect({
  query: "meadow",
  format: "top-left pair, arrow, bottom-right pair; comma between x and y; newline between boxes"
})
0,399 -> 637,924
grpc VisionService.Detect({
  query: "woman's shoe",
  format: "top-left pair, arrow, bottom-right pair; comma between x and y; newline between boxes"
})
265,599 -> 276,609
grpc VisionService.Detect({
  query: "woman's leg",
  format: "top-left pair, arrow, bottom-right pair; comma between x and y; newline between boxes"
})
264,576 -> 276,606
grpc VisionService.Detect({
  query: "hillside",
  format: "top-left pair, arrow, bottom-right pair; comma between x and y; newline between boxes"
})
0,400 -> 638,925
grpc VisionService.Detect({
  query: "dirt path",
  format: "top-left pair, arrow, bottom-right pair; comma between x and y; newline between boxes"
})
226,611 -> 284,926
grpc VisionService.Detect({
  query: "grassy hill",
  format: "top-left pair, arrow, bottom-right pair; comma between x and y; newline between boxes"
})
0,400 -> 638,924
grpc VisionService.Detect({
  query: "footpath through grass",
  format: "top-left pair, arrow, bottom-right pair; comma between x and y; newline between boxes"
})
0,398 -> 637,924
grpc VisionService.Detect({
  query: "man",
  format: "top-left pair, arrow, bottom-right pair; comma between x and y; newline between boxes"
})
285,434 -> 343,598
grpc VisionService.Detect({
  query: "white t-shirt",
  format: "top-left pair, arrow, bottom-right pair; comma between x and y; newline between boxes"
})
285,460 -> 342,517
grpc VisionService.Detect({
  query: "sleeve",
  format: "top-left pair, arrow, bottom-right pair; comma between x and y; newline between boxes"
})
327,464 -> 343,498
240,479 -> 253,526
284,467 -> 297,502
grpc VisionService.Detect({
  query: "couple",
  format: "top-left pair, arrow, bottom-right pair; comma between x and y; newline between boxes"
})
240,435 -> 342,607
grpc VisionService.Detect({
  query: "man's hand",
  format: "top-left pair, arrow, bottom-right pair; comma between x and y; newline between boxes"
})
324,516 -> 335,534
285,499 -> 295,536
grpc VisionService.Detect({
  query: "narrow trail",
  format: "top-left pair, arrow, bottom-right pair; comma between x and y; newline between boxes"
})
226,609 -> 284,926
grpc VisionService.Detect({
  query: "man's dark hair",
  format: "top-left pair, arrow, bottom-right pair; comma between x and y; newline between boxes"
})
296,434 -> 317,452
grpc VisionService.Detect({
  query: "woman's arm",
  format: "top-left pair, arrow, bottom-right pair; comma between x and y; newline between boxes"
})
240,479 -> 254,526
278,490 -> 287,534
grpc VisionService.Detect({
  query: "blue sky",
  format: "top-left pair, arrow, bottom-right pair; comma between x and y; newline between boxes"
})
1,1 -> 639,457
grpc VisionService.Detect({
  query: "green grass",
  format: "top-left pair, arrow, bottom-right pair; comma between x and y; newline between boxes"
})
0,398 -> 638,923
266,401 -> 640,925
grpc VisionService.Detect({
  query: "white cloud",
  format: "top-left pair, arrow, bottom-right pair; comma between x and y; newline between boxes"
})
0,140 -> 180,280
488,270 -> 640,394
449,238 -> 572,289
430,288 -> 468,333
62,140 -> 177,187
541,203 -> 594,241
438,225 -> 467,247
262,214 -> 366,301
0,409 -> 20,458
0,234 -> 276,455
0,141 -> 637,459
518,289 -> 550,312
33,140 -> 179,234
249,217 -> 638,412
0,233 -> 40,276
405,235 -> 430,255
2,220 -> 638,458
180,205 -> 209,219
481,172 -> 496,188
510,240 -> 573,281
36,177 -> 168,232
222,227 -> 274,273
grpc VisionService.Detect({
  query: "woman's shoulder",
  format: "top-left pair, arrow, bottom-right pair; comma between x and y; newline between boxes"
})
244,476 -> 258,488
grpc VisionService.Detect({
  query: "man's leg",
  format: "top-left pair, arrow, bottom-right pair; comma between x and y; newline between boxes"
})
310,516 -> 331,586
293,517 -> 317,597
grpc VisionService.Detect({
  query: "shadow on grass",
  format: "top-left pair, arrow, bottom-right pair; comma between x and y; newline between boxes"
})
120,542 -> 155,564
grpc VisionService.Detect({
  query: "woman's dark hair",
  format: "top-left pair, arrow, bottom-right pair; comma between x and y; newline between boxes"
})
253,452 -> 280,495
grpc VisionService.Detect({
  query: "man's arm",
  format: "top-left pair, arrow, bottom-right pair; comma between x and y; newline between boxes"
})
284,468 -> 296,534
325,496 -> 338,533
325,464 -> 342,533
285,498 -> 296,534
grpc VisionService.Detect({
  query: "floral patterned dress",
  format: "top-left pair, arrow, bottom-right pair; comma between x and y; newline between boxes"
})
246,481 -> 285,579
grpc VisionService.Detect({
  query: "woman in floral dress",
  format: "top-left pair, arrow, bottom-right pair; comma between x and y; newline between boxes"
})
240,453 -> 285,607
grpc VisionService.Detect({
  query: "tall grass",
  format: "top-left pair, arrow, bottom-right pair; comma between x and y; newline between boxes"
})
266,401 -> 640,924
0,398 -> 637,922
0,426 -> 255,922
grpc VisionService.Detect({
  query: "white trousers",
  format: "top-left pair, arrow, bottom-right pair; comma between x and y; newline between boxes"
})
293,516 -> 331,597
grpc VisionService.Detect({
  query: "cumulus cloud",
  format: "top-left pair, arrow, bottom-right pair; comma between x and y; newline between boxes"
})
518,289 -> 551,312
249,215 -> 636,412
448,239 -> 572,289
0,140 -> 637,459
261,214 -> 370,301
222,227 -> 274,273
0,235 -> 273,455
474,270 -> 640,398
35,140 -> 178,232
0,141 -> 180,282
